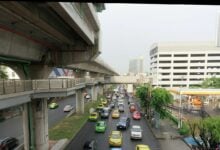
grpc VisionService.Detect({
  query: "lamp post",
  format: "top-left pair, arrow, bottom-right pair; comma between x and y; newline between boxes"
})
178,75 -> 184,128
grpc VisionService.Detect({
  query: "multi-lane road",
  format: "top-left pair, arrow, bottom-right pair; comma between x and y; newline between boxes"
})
0,95 -> 76,140
66,96 -> 161,150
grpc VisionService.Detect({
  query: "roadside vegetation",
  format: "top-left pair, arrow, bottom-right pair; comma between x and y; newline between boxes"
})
0,65 -> 8,79
187,117 -> 220,149
201,77 -> 220,88
49,97 -> 100,140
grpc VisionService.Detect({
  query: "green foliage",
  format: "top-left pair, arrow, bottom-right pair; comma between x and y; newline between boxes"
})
0,66 -> 8,79
188,117 -> 220,149
167,112 -> 178,125
201,77 -> 220,88
178,122 -> 190,136
135,84 -> 149,108
151,87 -> 173,119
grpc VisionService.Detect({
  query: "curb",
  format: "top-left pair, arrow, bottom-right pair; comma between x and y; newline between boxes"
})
51,139 -> 69,150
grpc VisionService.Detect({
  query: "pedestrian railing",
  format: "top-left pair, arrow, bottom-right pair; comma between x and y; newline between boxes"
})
0,77 -> 105,95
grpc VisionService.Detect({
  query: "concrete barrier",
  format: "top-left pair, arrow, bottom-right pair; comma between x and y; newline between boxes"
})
51,139 -> 69,150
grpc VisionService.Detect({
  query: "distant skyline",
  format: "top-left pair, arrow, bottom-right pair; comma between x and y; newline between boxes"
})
98,4 -> 220,75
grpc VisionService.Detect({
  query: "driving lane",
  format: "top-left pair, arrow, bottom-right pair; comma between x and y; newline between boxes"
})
66,96 -> 161,150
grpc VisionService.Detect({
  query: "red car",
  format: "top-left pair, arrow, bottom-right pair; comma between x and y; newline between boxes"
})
129,105 -> 136,113
132,111 -> 141,120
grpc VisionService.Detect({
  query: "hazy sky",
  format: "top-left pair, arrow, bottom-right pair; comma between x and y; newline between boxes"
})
98,4 -> 220,75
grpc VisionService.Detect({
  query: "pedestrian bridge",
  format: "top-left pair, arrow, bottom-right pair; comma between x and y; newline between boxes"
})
0,76 -> 150,96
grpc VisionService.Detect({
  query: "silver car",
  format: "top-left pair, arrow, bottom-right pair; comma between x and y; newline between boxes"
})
130,125 -> 142,140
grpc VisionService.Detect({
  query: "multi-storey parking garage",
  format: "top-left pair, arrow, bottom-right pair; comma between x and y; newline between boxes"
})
150,42 -> 220,88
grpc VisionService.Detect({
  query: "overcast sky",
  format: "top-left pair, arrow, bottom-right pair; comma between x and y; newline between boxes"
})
98,4 -> 220,75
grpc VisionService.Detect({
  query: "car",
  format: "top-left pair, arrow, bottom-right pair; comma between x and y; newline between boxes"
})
129,105 -> 136,113
116,116 -> 130,130
63,105 -> 74,112
118,104 -> 124,112
135,144 -> 150,150
106,94 -> 112,99
0,137 -> 19,150
130,125 -> 143,140
97,103 -> 104,112
95,121 -> 106,133
100,107 -> 110,119
85,94 -> 91,99
110,102 -> 115,109
83,139 -> 97,150
112,109 -> 120,119
89,112 -> 99,121
110,148 -> 122,150
49,102 -> 59,109
102,99 -> 108,106
132,111 -> 141,120
109,131 -> 122,147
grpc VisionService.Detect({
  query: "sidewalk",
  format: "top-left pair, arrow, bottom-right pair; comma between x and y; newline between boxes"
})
148,118 -> 191,150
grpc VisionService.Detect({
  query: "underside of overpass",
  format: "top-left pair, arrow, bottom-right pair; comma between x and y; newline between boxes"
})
0,2 -> 116,80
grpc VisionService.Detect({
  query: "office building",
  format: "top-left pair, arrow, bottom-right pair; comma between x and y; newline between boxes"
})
129,57 -> 144,75
150,41 -> 220,88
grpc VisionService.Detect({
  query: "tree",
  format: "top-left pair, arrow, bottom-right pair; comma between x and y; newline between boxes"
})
150,87 -> 173,119
201,77 -> 220,88
0,66 -> 8,79
188,117 -> 220,149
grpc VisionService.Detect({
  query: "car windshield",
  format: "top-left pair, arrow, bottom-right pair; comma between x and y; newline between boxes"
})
97,122 -> 104,126
131,127 -> 141,132
91,113 -> 96,116
111,134 -> 120,139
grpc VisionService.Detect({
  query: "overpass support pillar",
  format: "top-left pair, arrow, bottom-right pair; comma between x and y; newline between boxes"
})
32,98 -> 49,150
92,85 -> 97,101
76,89 -> 84,114
22,103 -> 30,150
98,85 -> 103,96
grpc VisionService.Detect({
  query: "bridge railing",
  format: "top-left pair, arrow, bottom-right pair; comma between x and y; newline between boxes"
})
0,80 -> 32,95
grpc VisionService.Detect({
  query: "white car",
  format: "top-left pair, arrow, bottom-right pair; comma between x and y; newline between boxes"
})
85,94 -> 91,99
130,125 -> 143,140
63,105 -> 74,112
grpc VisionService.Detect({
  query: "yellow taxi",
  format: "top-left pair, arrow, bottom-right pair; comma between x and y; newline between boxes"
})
112,109 -> 120,119
97,103 -> 104,110
136,144 -> 151,150
89,112 -> 99,121
101,99 -> 108,106
109,131 -> 122,147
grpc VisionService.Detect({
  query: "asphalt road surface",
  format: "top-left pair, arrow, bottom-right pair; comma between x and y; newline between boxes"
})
66,96 -> 161,150
0,95 -> 76,140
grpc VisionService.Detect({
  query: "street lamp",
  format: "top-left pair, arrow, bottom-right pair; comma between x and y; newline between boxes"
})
178,75 -> 184,128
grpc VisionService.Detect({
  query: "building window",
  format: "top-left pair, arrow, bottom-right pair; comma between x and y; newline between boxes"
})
174,54 -> 188,57
208,53 -> 220,56
190,72 -> 204,75
173,60 -> 188,63
190,60 -> 205,63
191,54 -> 205,57
173,67 -> 187,69
159,61 -> 171,63
159,54 -> 171,57
207,60 -> 220,63
173,73 -> 187,75
190,66 -> 204,69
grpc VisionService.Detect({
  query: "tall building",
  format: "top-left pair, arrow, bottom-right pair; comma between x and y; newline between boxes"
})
149,41 -> 220,88
129,57 -> 144,75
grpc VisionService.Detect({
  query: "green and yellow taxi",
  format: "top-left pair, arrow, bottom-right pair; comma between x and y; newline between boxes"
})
112,109 -> 120,119
97,103 -> 104,111
89,112 -> 99,121
101,99 -> 108,106
49,102 -> 59,109
135,144 -> 151,150
109,131 -> 122,147
95,121 -> 106,133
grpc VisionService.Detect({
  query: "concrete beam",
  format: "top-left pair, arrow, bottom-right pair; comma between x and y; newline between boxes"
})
48,2 -> 96,45
0,2 -> 74,45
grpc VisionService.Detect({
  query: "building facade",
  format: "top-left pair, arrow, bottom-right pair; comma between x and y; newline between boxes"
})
128,57 -> 144,75
150,42 -> 220,88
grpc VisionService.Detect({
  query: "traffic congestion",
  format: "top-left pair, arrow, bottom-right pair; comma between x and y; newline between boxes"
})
66,86 -> 160,150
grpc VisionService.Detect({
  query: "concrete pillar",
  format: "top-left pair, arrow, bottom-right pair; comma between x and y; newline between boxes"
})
92,85 -> 97,101
76,89 -> 84,114
22,103 -> 29,150
32,98 -> 49,150
99,85 -> 104,95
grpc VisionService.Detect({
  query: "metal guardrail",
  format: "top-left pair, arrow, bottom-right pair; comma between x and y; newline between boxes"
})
0,78 -> 104,95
